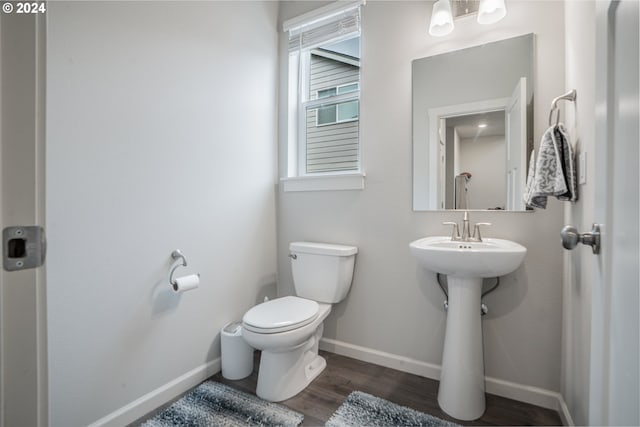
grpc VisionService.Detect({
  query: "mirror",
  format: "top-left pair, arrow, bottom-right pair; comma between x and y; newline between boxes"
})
412,34 -> 534,211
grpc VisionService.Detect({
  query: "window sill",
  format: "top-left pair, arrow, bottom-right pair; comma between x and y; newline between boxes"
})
281,172 -> 365,192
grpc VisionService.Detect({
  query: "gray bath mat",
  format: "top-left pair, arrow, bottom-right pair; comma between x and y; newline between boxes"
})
140,380 -> 303,426
326,391 -> 460,427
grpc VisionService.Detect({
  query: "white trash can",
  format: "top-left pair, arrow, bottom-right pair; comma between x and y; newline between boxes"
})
221,321 -> 254,380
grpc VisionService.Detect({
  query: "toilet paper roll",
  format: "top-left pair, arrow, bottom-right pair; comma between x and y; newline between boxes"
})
172,274 -> 200,293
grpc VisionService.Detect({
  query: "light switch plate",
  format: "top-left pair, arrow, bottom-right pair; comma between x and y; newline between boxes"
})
579,152 -> 587,185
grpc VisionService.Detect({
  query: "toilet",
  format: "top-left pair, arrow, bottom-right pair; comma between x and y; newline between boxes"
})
241,241 -> 357,402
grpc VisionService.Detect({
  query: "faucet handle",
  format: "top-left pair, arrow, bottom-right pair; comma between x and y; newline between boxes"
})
472,222 -> 492,241
442,221 -> 460,240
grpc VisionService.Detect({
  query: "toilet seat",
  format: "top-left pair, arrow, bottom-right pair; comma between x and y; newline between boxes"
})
242,296 -> 319,334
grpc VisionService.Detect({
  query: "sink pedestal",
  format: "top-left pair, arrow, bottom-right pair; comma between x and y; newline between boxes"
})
437,276 -> 485,420
409,235 -> 527,421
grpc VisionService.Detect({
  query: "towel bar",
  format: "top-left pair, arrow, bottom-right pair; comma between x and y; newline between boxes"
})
548,89 -> 577,126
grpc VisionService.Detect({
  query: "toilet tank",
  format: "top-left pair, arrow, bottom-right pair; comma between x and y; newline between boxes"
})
289,242 -> 358,303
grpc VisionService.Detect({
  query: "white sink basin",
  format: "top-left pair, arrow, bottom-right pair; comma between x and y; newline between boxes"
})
409,236 -> 527,278
410,235 -> 527,420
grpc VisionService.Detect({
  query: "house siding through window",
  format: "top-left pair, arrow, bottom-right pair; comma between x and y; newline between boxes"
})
306,53 -> 360,173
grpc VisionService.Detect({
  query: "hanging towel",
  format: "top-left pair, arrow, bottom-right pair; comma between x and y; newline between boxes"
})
523,149 -> 537,206
454,173 -> 470,209
523,123 -> 577,209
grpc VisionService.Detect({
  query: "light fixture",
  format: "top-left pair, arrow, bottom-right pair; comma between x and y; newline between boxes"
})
428,0 -> 507,37
477,0 -> 507,25
428,0 -> 454,37
478,123 -> 487,128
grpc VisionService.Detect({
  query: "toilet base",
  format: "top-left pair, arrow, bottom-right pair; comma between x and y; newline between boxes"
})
255,326 -> 326,402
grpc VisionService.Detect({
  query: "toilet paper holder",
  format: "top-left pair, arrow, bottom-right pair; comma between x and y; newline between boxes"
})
169,249 -> 188,286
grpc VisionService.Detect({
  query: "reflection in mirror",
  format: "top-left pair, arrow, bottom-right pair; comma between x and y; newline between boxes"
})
412,34 -> 534,211
443,110 -> 506,210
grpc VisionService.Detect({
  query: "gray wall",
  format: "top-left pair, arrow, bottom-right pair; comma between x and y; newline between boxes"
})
458,135 -> 506,210
278,0 -> 566,396
412,33 -> 533,117
45,2 -> 278,425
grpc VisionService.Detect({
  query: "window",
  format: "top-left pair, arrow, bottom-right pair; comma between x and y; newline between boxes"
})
316,83 -> 360,126
284,2 -> 363,179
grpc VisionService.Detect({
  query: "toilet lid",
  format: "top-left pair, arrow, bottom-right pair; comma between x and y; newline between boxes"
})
242,296 -> 319,333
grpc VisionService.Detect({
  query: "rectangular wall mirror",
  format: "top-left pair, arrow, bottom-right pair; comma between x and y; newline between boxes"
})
412,34 -> 534,211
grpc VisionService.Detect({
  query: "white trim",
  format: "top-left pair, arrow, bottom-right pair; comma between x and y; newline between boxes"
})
306,90 -> 359,110
320,337 -> 442,379
320,337 -> 570,420
311,49 -> 360,67
485,375 -> 565,413
558,395 -> 576,426
281,172 -> 365,192
288,52 -> 300,178
35,13 -> 48,427
0,14 -> 4,427
297,51 -> 311,176
283,0 -> 365,33
88,359 -> 220,427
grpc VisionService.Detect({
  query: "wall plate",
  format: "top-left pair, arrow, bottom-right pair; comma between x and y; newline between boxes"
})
579,151 -> 587,185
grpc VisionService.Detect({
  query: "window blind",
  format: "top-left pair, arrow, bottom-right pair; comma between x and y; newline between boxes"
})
287,6 -> 361,53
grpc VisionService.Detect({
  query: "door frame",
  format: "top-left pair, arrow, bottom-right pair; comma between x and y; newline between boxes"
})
0,11 -> 48,427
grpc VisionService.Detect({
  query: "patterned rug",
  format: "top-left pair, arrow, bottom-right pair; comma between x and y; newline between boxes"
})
140,381 -> 303,427
326,391 -> 460,427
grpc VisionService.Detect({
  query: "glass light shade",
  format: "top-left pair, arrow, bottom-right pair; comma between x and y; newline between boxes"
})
429,0 -> 454,37
477,0 -> 507,25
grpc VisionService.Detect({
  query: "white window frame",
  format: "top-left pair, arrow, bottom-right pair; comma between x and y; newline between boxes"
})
281,1 -> 366,192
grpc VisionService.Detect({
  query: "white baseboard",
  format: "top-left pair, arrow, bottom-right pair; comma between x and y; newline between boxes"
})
320,337 -> 573,424
320,337 -> 442,379
557,396 -> 575,426
87,340 -> 575,426
88,358 -> 221,427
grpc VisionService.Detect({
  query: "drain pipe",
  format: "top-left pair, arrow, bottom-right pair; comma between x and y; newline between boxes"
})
436,273 -> 500,315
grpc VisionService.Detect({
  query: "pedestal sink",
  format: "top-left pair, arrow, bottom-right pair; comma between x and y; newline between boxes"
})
410,236 -> 526,420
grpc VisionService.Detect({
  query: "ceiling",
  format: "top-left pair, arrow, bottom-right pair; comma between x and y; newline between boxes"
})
445,110 -> 505,139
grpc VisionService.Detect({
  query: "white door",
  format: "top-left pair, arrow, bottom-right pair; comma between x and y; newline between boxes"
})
0,13 -> 47,427
438,119 -> 446,209
505,77 -> 526,210
589,1 -> 639,425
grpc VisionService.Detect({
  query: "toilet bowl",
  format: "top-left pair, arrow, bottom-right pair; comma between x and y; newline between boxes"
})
242,296 -> 331,401
241,242 -> 357,402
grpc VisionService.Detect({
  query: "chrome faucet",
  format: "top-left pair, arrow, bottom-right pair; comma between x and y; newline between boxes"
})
442,221 -> 460,241
442,211 -> 491,242
472,221 -> 492,242
461,211 -> 471,241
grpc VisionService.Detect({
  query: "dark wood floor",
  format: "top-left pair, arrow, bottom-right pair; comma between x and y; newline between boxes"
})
212,350 -> 563,426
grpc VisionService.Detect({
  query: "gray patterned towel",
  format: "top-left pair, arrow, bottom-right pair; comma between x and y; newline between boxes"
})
524,123 -> 577,209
